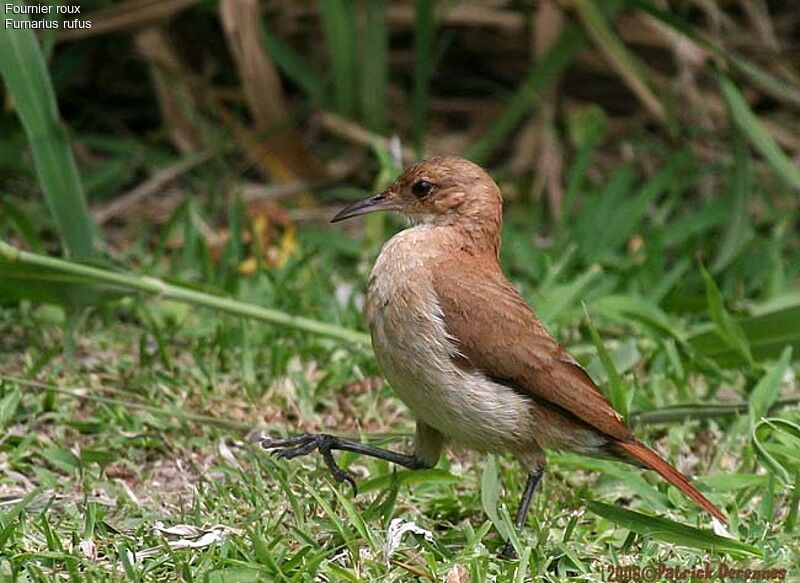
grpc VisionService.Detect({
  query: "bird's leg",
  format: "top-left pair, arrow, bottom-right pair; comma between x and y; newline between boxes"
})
500,466 -> 545,560
257,433 -> 429,494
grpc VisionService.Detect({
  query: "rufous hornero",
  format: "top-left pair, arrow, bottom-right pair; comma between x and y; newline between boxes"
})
259,156 -> 727,558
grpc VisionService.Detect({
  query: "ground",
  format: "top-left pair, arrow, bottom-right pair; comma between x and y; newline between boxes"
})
1,205 -> 798,581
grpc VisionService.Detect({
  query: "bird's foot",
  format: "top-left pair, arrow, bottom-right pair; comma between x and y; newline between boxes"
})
258,433 -> 358,494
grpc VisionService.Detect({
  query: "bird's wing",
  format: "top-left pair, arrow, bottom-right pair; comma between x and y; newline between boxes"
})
432,253 -> 633,442
432,253 -> 730,524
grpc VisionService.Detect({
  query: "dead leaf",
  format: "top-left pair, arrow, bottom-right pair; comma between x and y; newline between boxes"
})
446,564 -> 470,583
134,522 -> 243,560
384,518 -> 434,565
217,438 -> 242,469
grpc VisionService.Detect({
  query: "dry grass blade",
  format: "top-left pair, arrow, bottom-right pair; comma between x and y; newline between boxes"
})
738,0 -> 780,53
319,112 -> 416,164
511,0 -> 560,176
639,12 -> 714,128
210,100 -> 302,185
534,0 -> 565,221
389,559 -> 435,582
219,0 -> 322,182
57,0 -> 199,42
93,151 -> 213,225
134,28 -> 208,154
387,4 -> 522,31
3,376 -> 251,431
630,0 -> 800,108
239,156 -> 359,204
220,0 -> 289,127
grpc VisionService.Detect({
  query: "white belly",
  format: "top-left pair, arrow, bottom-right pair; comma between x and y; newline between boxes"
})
376,340 -> 536,453
365,228 -> 535,452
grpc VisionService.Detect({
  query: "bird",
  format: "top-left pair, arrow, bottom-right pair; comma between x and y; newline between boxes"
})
258,156 -> 727,558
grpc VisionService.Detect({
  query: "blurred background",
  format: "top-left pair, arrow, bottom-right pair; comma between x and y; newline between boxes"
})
3,0 -> 799,366
1,1 -> 798,263
0,0 -> 799,579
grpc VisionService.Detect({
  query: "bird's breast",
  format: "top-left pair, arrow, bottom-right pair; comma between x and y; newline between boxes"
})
364,228 -> 535,451
365,227 -> 449,367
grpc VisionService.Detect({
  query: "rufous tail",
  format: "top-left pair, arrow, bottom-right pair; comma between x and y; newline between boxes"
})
615,440 -> 727,523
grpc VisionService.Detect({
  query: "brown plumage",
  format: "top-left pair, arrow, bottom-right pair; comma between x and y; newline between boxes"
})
431,249 -> 725,522
263,155 -> 726,558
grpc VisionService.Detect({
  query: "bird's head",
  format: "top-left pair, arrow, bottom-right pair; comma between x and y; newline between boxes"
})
330,156 -> 503,231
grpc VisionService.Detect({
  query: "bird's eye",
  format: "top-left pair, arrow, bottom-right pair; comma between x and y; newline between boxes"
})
411,179 -> 434,198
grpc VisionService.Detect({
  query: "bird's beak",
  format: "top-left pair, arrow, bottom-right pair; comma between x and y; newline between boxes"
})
330,193 -> 395,223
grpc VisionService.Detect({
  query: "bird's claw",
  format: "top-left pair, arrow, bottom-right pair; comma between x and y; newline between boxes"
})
259,433 -> 358,495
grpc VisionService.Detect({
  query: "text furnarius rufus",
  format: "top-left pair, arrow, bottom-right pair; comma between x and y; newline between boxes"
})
258,156 -> 727,558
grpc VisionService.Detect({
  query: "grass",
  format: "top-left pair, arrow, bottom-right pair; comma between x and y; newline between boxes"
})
2,0 -> 800,580
2,148 -> 799,578
0,4 -> 96,260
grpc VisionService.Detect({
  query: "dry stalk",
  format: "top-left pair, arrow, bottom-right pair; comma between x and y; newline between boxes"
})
318,111 -> 416,164
93,152 -> 213,225
134,28 -> 209,154
220,0 -> 323,183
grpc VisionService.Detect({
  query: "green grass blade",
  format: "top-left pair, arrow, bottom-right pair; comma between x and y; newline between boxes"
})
0,1 -> 98,259
699,264 -> 754,366
661,199 -> 726,249
688,297 -> 800,366
752,418 -> 800,485
357,469 -> 458,494
572,166 -> 636,261
786,470 -> 800,533
727,53 -> 800,109
536,264 -> 603,324
0,386 -> 21,430
719,73 -> 800,192
0,486 -> 45,547
591,295 -> 678,339
748,346 -> 792,425
694,474 -> 768,493
0,197 -> 46,253
466,22 -> 585,164
480,455 -> 511,542
587,501 -> 762,556
552,454 -> 670,510
329,486 -> 373,546
261,25 -> 324,104
317,0 -> 356,117
412,0 -> 437,157
590,152 -> 690,261
0,240 -> 370,346
712,134 -> 754,273
301,478 -> 358,555
362,0 -> 388,133
584,306 -> 629,420
0,257 -> 122,305
630,397 -> 800,424
562,105 -> 609,223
